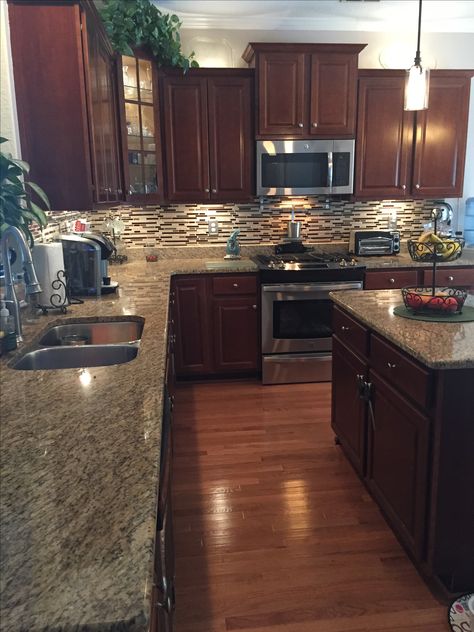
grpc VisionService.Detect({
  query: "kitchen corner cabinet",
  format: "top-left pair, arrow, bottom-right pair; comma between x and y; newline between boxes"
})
8,0 -> 123,210
173,274 -> 259,378
162,70 -> 254,202
118,53 -> 164,203
242,43 -> 366,138
355,70 -> 472,200
331,305 -> 474,595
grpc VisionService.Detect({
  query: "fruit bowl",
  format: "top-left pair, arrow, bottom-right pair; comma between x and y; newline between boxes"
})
401,286 -> 467,315
407,237 -> 464,262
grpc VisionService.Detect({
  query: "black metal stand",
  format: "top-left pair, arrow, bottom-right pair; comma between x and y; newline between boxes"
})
36,269 -> 83,315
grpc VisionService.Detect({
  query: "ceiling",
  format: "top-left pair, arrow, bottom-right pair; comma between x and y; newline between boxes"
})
153,1 -> 474,33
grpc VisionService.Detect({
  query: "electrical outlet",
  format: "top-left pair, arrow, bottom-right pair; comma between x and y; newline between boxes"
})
208,219 -> 219,235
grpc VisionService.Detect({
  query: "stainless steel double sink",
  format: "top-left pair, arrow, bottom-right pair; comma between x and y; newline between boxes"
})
10,317 -> 144,370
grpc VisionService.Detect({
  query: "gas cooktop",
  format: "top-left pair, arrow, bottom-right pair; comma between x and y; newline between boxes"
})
255,251 -> 361,271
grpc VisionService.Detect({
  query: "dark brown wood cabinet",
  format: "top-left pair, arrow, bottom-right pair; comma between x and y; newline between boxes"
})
8,0 -> 123,210
243,43 -> 365,138
423,266 -> 474,290
364,268 -> 420,290
332,305 -> 474,595
162,70 -> 253,202
355,70 -> 472,200
173,273 -> 259,378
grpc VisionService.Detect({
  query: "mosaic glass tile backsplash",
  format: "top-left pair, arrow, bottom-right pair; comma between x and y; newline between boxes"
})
36,197 -> 437,248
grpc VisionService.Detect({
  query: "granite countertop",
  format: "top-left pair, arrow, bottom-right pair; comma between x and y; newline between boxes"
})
0,257 -> 258,632
330,289 -> 474,369
358,247 -> 474,269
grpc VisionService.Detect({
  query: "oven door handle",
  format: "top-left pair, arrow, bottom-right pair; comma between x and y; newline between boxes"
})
262,283 -> 363,293
327,151 -> 333,189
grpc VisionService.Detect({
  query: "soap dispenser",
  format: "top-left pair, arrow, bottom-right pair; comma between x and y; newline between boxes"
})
0,301 -> 17,352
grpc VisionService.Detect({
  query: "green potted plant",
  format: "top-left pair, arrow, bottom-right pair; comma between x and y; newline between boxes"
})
0,137 -> 49,246
99,0 -> 198,71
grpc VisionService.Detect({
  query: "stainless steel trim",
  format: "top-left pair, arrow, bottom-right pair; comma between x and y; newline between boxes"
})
327,151 -> 333,189
262,282 -> 363,293
262,353 -> 332,385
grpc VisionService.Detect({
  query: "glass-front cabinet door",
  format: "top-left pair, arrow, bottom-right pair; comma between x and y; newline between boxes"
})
119,55 -> 163,202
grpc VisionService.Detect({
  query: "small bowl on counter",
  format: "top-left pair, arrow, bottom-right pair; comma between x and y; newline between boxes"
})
401,286 -> 468,315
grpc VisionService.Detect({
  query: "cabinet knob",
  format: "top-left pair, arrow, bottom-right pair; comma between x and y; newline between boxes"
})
401,184 -> 406,190
298,123 -> 304,128
415,183 -> 420,189
252,304 -> 257,310
233,283 -> 239,288
387,362 -> 396,369
212,188 -> 217,193
448,275 -> 454,282
341,325 -> 350,332
312,122 -> 318,128
388,278 -> 395,284
205,188 -> 210,193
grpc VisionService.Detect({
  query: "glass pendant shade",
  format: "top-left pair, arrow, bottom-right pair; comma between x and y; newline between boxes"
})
404,64 -> 430,111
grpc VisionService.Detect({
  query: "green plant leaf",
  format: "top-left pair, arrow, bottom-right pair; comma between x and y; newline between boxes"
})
11,158 -> 30,174
25,180 -> 51,210
27,202 -> 48,228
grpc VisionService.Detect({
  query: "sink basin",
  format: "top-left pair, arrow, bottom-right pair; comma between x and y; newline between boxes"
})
39,318 -> 144,346
11,344 -> 139,370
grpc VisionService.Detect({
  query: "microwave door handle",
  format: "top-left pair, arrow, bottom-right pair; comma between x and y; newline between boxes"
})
327,151 -> 333,189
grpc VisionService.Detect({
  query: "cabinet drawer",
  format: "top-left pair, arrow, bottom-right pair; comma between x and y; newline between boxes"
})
365,269 -> 419,290
332,307 -> 369,358
370,335 -> 432,409
212,275 -> 257,296
423,267 -> 474,289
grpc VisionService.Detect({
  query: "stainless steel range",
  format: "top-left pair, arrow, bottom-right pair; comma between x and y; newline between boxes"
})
254,248 -> 365,385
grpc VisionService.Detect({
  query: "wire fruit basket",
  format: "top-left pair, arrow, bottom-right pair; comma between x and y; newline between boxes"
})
403,209 -> 466,315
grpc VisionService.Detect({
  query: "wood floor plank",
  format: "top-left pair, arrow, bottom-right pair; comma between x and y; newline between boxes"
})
172,380 -> 448,632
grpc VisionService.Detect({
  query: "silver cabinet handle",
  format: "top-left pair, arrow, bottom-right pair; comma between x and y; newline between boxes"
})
233,283 -> 239,288
401,184 -> 406,190
298,122 -> 304,128
312,122 -> 318,127
204,188 -> 210,193
252,304 -> 257,310
415,184 -> 420,189
387,362 -> 396,369
388,278 -> 395,284
341,325 -> 350,332
212,188 -> 217,193
448,275 -> 454,282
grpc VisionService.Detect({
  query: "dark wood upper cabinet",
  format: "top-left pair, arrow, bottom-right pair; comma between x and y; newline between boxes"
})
117,53 -> 164,204
413,72 -> 471,199
162,69 -> 253,203
242,43 -> 366,138
355,70 -> 472,200
355,71 -> 414,199
8,0 -> 123,210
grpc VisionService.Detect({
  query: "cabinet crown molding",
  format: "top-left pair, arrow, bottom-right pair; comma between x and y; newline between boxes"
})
242,42 -> 367,64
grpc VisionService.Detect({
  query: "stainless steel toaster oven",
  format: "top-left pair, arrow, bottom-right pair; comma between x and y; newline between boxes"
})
349,230 -> 400,256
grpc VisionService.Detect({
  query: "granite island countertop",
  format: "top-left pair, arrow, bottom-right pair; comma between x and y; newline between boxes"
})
0,257 -> 258,632
330,289 -> 474,369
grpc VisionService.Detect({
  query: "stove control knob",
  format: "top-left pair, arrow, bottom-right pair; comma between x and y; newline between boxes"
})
350,258 -> 357,266
339,259 -> 347,267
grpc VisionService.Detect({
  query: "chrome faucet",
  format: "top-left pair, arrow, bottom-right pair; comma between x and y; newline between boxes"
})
1,226 -> 42,342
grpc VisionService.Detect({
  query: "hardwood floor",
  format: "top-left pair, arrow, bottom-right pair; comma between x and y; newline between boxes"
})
172,380 -> 448,632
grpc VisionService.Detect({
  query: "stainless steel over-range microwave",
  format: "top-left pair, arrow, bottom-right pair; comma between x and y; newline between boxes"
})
256,139 -> 355,197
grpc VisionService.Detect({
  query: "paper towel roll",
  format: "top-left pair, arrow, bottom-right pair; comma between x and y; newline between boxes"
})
32,243 -> 66,308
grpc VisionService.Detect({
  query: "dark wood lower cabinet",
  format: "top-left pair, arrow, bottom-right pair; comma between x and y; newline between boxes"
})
332,305 -> 474,596
367,370 -> 429,560
173,274 -> 259,378
331,336 -> 367,476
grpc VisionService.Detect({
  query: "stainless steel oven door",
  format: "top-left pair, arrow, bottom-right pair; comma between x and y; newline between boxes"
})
261,282 -> 363,354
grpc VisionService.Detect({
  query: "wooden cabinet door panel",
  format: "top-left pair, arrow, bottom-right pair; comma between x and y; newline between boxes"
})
331,337 -> 367,475
163,77 -> 210,201
367,370 -> 430,560
258,52 -> 306,135
332,307 -> 369,358
364,269 -> 419,290
423,267 -> 474,290
355,74 -> 413,198
174,277 -> 213,376
212,298 -> 258,373
208,77 -> 253,201
310,53 -> 358,137
413,74 -> 471,198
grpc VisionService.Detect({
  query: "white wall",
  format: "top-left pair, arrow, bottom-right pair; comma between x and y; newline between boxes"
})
0,1 -> 20,157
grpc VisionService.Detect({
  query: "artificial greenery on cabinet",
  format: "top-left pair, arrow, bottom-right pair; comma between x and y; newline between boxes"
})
99,0 -> 198,70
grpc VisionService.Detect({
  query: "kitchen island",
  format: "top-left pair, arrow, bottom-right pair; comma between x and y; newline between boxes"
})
330,289 -> 474,597
0,256 -> 257,632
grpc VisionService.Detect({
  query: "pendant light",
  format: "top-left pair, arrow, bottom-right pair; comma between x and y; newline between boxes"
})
404,0 -> 430,111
